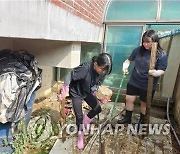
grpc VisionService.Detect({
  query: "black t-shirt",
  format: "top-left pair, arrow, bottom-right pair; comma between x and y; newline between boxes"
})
128,46 -> 168,90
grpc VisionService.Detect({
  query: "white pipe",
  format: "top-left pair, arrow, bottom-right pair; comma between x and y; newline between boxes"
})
166,97 -> 180,147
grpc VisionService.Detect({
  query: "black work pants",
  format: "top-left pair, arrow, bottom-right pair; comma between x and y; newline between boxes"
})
71,93 -> 102,130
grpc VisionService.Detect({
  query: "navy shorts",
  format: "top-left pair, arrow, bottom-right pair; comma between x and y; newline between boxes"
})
126,83 -> 155,102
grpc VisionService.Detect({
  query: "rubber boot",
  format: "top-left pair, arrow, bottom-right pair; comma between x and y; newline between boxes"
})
77,131 -> 84,150
117,110 -> 132,124
137,113 -> 145,131
83,114 -> 92,131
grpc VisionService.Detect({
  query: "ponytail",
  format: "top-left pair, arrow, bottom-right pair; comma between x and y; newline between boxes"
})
93,53 -> 112,75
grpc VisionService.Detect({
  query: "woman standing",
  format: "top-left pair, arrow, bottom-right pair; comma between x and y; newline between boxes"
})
118,29 -> 168,126
59,53 -> 112,149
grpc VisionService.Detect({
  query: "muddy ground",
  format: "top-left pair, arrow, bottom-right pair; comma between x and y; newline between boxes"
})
28,89 -> 180,154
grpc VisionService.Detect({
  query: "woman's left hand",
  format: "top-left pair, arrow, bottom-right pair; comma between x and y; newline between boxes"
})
149,69 -> 165,77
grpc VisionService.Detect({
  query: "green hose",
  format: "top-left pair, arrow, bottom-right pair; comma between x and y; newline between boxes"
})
110,73 -> 126,118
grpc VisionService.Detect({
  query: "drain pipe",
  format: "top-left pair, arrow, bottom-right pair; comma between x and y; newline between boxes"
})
166,97 -> 180,146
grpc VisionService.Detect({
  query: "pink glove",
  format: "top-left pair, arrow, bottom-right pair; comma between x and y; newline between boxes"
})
58,85 -> 69,100
64,108 -> 70,115
100,96 -> 110,104
92,91 -> 97,97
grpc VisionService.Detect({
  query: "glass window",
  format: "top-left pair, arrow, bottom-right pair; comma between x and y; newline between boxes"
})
104,26 -> 143,89
106,0 -> 157,21
146,24 -> 180,31
80,43 -> 101,63
160,0 -> 180,20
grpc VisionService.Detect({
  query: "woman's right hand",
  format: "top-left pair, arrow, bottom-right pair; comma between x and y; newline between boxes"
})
58,85 -> 69,101
122,59 -> 130,74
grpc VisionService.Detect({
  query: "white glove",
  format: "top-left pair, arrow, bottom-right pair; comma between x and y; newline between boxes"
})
148,69 -> 164,77
122,60 -> 130,74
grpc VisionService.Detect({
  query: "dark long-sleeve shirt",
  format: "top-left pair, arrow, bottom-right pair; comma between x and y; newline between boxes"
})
65,62 -> 106,98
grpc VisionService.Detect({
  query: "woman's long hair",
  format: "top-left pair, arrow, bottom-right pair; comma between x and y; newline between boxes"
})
92,53 -> 112,74
141,29 -> 163,57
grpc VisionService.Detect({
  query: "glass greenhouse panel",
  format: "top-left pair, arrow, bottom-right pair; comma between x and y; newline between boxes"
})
104,26 -> 142,89
160,0 -> 180,20
106,0 -> 157,21
146,24 -> 180,41
146,24 -> 180,31
80,43 -> 101,63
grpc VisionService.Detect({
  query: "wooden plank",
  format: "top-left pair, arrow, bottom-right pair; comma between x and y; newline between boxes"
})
144,42 -> 157,135
59,99 -> 66,142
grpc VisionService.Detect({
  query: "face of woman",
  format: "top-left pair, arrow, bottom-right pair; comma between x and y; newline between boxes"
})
143,37 -> 153,50
94,62 -> 107,75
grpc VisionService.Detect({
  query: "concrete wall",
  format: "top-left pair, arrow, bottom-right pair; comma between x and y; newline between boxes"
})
35,65 -> 54,98
161,34 -> 180,126
13,38 -> 81,68
12,38 -> 81,98
0,37 -> 13,50
0,0 -> 103,43
173,65 -> 180,126
0,37 -> 81,68
162,35 -> 180,97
